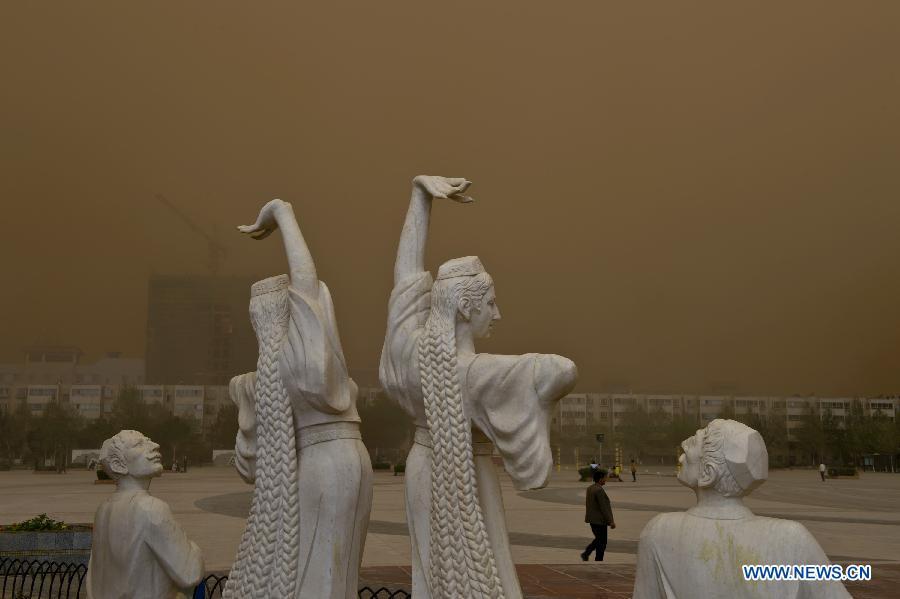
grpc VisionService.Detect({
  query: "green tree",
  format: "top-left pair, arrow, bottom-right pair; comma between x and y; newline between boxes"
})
748,413 -> 788,467
667,414 -> 700,452
76,416 -> 118,450
793,409 -> 825,466
720,399 -> 736,420
207,403 -> 239,450
112,385 -> 150,431
358,394 -> 414,463
145,406 -> 195,467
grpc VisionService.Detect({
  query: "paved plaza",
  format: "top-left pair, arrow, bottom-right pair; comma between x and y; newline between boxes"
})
2,466 -> 898,597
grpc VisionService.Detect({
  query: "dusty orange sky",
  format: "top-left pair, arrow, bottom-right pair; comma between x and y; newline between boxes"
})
1,2 -> 898,395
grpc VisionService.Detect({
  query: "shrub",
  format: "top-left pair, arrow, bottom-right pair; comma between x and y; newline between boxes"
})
3,513 -> 68,532
96,468 -> 112,481
578,467 -> 593,482
828,466 -> 858,478
373,461 -> 391,470
393,462 -> 406,475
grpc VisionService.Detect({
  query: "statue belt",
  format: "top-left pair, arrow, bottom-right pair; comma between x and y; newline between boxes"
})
414,426 -> 494,456
414,426 -> 432,449
297,421 -> 361,450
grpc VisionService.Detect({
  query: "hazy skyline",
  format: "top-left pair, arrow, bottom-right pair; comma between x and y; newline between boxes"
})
2,3 -> 899,395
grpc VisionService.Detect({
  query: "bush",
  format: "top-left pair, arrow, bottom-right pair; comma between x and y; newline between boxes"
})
828,466 -> 858,478
393,462 -> 406,475
96,469 -> 112,481
373,461 -> 391,470
578,467 -> 593,482
2,513 -> 68,532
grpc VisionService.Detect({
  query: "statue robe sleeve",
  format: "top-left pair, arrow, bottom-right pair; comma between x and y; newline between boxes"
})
230,371 -> 257,484
465,353 -> 576,491
279,280 -> 355,415
632,515 -> 671,599
143,496 -> 205,591
378,271 -> 433,419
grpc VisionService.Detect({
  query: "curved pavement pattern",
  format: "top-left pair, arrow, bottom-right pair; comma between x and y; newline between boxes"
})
518,486 -> 900,527
194,491 -> 640,554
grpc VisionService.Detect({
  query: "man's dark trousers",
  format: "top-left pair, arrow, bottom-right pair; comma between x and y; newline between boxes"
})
583,524 -> 608,561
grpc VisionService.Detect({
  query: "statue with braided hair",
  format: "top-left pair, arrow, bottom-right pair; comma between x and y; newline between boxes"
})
223,199 -> 373,599
379,176 -> 578,599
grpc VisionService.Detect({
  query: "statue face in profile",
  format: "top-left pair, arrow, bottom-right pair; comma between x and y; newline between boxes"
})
676,428 -> 704,490
675,419 -> 768,498
465,283 -> 501,339
125,433 -> 164,479
102,430 -> 164,481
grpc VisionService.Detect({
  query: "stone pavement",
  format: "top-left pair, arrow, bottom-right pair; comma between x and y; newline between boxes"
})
360,564 -> 900,598
2,467 -> 899,597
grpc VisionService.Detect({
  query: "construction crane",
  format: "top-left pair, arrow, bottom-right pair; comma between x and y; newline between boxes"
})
154,193 -> 227,276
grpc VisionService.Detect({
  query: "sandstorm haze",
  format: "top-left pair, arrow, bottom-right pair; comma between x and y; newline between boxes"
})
1,2 -> 898,395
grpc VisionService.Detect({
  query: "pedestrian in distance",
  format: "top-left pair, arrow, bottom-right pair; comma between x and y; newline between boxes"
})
631,459 -> 637,482
819,462 -> 826,482
581,468 -> 615,562
589,457 -> 598,471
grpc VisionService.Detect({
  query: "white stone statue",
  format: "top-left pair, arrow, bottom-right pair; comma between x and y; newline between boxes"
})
86,430 -> 204,599
633,419 -> 851,599
223,199 -> 373,599
379,176 -> 578,599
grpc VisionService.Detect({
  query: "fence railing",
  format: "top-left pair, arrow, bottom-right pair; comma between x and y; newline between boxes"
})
0,558 -> 410,599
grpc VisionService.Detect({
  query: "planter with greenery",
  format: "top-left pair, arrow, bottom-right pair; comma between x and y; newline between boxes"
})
0,514 -> 92,566
827,466 -> 859,478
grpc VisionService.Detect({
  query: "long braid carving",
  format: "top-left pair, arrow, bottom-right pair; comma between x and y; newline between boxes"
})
224,276 -> 300,599
418,266 -> 504,599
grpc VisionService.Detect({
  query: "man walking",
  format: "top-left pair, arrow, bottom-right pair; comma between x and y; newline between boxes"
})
581,468 -> 615,562
819,462 -> 827,482
630,459 -> 637,482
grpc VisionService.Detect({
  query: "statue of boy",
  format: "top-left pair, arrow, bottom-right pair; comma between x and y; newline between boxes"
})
86,430 -> 204,599
633,419 -> 850,599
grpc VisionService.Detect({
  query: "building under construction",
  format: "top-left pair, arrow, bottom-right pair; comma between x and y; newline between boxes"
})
145,275 -> 259,385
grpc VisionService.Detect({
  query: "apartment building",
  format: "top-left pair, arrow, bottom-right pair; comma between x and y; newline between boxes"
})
551,393 -> 899,435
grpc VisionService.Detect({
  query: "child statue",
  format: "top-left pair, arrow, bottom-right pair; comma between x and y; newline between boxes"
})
86,430 -> 204,599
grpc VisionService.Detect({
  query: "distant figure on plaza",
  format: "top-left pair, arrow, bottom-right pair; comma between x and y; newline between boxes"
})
819,462 -> 827,482
581,468 -> 615,562
632,419 -> 850,599
224,199 -> 373,599
86,430 -> 204,599
589,458 -> 598,471
631,459 -> 637,482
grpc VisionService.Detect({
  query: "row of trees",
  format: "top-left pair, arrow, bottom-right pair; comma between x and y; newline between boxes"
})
0,386 -> 415,471
791,402 -> 898,467
4,387 -> 896,472
551,402 -> 900,469
0,387 -> 240,470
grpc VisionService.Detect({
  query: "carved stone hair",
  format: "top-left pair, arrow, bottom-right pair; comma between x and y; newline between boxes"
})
418,257 -> 504,599
224,275 -> 300,599
697,420 -> 743,497
99,430 -> 143,480
697,419 -> 768,497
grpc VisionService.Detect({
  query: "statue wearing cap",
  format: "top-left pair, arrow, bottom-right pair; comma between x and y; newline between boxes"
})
633,419 -> 850,599
380,176 -> 578,599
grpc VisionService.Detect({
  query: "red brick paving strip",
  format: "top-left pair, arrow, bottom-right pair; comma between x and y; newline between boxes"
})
360,563 -> 900,598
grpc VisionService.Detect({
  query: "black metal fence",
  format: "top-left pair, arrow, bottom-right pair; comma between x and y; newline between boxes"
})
1,559 -> 410,599
0,559 -> 86,599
